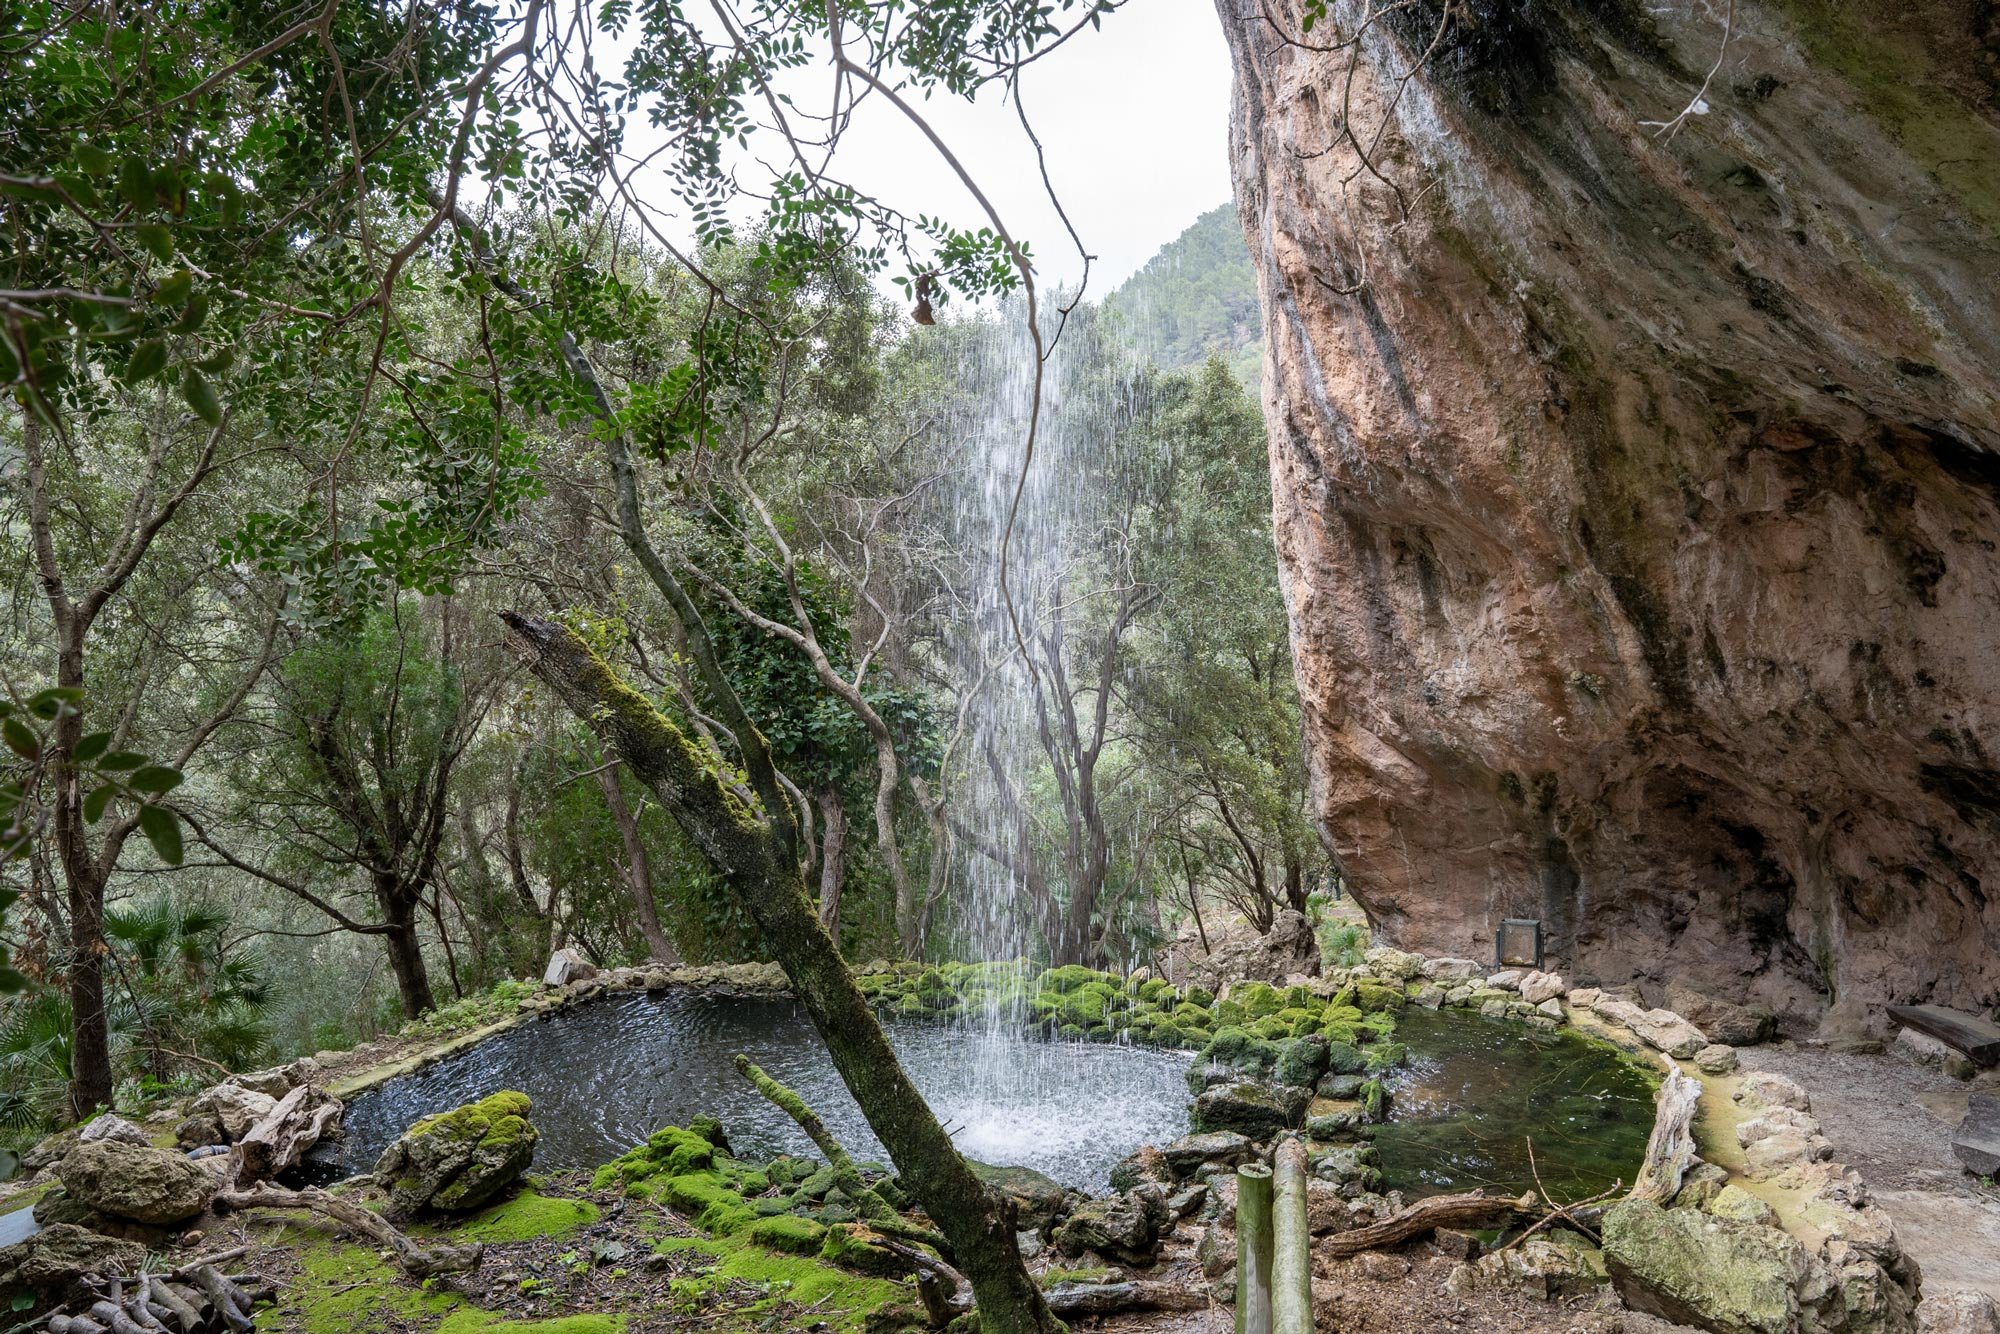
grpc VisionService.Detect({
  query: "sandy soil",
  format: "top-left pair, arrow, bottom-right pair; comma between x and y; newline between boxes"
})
1743,1041 -> 2000,1298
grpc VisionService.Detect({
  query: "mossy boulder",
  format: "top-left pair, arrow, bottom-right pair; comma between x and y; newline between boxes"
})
1274,1035 -> 1331,1087
1192,1081 -> 1311,1138
750,1213 -> 829,1255
376,1090 -> 538,1214
1324,1041 -> 1366,1075
1601,1199 -> 1820,1334
820,1224 -> 910,1276
56,1140 -> 214,1226
966,1159 -> 1068,1232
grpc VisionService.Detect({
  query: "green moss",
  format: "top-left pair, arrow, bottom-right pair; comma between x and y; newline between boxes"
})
454,1190 -> 600,1244
661,1172 -> 754,1235
1353,982 -> 1405,1013
750,1214 -> 829,1254
436,1316 -> 627,1334
1183,985 -> 1216,1008
1035,965 -> 1105,994
1214,999 -> 1246,1025
1235,983 -> 1284,1017
1041,1266 -> 1120,1287
410,1090 -> 533,1144
818,1225 -> 906,1276
293,1241 -> 461,1334
1324,1041 -> 1365,1074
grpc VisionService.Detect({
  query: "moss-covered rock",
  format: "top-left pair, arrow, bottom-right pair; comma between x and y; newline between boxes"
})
377,1090 -> 538,1215
750,1213 -> 830,1255
1192,1081 -> 1311,1138
455,1189 -> 599,1243
1601,1199 -> 1817,1334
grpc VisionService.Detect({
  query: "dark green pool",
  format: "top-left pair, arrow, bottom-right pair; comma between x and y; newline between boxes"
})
1373,1006 -> 1660,1201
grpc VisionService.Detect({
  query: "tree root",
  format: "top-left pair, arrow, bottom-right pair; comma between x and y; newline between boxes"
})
1324,1191 -> 1530,1256
214,1185 -> 482,1278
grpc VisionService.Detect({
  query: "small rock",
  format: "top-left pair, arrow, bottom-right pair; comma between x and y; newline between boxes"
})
1694,1044 -> 1739,1074
1052,1192 -> 1158,1265
1665,982 -> 1776,1047
1363,947 -> 1425,982
1706,1184 -> 1778,1227
1356,1251 -> 1408,1280
1568,987 -> 1603,1008
1014,1230 -> 1045,1260
1537,998 -> 1565,1020
1423,957 -> 1484,983
1192,1081 -> 1310,1139
1433,1227 -> 1482,1260
1671,1162 -> 1730,1210
1486,970 -> 1525,991
1109,1145 -> 1172,1193
189,1082 -> 276,1140
1413,984 -> 1447,1009
174,1114 -> 225,1150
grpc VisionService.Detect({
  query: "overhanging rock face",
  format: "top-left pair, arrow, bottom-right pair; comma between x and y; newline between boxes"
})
1216,0 -> 2000,1025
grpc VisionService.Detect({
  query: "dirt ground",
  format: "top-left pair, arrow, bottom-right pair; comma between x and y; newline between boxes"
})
1744,1041 -> 2000,1299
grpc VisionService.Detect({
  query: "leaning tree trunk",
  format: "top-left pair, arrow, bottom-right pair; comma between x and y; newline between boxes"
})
501,612 -> 1061,1334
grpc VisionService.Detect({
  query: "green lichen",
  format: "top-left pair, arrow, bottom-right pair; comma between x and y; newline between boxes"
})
749,1214 -> 828,1254
649,1232 -> 909,1331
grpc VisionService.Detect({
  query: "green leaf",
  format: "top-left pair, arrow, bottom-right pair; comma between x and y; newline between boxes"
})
182,367 -> 223,425
124,339 -> 167,384
126,765 -> 183,795
73,732 -> 111,763
96,751 -> 146,771
83,782 -> 115,824
136,224 -> 174,263
155,269 -> 193,307
138,803 -> 183,866
171,292 -> 209,334
1,718 -> 38,762
74,143 -> 114,175
117,157 -> 152,207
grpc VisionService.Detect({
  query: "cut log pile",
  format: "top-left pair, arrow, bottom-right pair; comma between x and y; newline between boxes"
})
35,1249 -> 273,1334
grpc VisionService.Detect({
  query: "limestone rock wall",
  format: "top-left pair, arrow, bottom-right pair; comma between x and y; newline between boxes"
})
1216,0 -> 2000,1026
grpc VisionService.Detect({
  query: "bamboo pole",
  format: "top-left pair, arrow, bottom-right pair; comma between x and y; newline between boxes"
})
1236,1162 -> 1274,1334
1272,1138 -> 1312,1334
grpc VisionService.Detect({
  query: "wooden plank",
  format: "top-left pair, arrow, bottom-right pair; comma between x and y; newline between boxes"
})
1888,1004 -> 2000,1067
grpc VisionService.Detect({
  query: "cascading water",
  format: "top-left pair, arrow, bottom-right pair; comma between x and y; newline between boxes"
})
922,297 -> 1162,1168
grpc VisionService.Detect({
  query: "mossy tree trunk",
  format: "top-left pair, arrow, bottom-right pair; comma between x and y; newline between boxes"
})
501,613 -> 1062,1334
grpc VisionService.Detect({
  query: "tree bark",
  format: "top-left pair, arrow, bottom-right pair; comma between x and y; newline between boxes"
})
816,784 -> 848,937
595,761 -> 678,962
378,882 -> 433,1020
501,613 -> 1060,1334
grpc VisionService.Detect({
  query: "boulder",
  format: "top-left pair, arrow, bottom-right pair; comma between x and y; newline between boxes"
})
1423,957 -> 1484,983
1308,1143 -> 1382,1193
1051,1192 -> 1158,1266
1363,947 -> 1425,982
1951,1093 -> 2000,1178
375,1090 -> 538,1214
1486,970 -> 1525,991
1602,1199 -> 1822,1334
1108,1146 -> 1173,1194
966,1160 -> 1068,1232
1192,1081 -> 1311,1139
542,947 -> 598,987
1666,983 -> 1778,1048
190,1082 -> 276,1140
1518,971 -> 1566,1005
57,1141 -> 215,1226
77,1114 -> 148,1148
1706,1185 -> 1778,1227
1469,1227 -> 1608,1299
1161,1131 -> 1254,1177
174,1113 -> 225,1150
227,1056 -> 324,1099
1735,1072 -> 1812,1113
0,1224 -> 147,1313
1918,1290 -> 2000,1334
1568,987 -> 1603,1009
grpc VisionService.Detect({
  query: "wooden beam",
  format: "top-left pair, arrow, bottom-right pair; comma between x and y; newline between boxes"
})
1888,1005 -> 2000,1067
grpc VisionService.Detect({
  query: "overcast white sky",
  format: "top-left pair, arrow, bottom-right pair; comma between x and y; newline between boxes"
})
820,0 -> 1238,292
613,0 -> 1239,296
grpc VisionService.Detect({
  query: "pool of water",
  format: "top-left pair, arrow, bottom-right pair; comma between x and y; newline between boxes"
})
336,991 -> 1193,1192
335,991 -> 1658,1202
1373,1006 -> 1659,1201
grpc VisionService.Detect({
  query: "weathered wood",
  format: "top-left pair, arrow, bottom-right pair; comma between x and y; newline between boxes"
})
1271,1142 -> 1311,1334
1042,1281 -> 1210,1315
215,1184 -> 481,1278
1235,1162 -> 1273,1334
233,1084 -> 342,1186
1889,1004 -> 2000,1067
1630,1067 -> 1702,1204
1324,1191 -> 1526,1257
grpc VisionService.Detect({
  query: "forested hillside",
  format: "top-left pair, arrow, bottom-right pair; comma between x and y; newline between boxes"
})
1105,204 -> 1264,386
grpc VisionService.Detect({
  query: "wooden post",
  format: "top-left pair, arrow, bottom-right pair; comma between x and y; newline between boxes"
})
1236,1162 -> 1274,1334
1272,1138 -> 1312,1334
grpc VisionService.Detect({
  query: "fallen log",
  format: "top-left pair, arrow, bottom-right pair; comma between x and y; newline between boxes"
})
732,1054 -> 950,1254
1042,1281 -> 1209,1316
1324,1191 -> 1529,1257
214,1184 -> 482,1278
1629,1066 -> 1701,1204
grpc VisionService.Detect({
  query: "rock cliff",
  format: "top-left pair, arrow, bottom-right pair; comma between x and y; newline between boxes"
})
1217,0 -> 2000,1027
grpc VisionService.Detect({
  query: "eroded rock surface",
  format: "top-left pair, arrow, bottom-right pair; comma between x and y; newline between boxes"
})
1218,0 -> 2000,1026
375,1089 -> 537,1214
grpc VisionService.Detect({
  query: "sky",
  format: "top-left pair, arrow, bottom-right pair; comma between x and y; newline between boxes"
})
614,0 -> 1239,298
